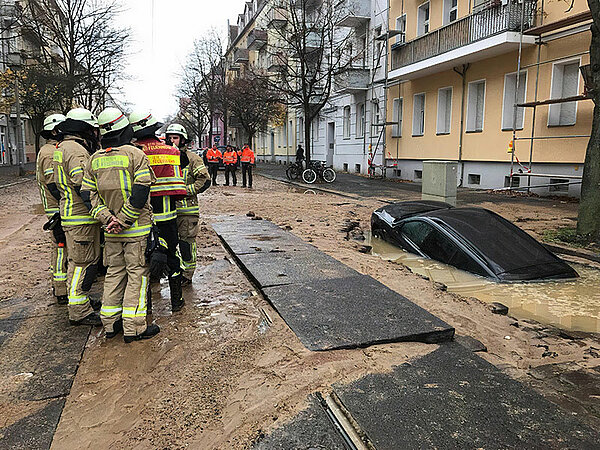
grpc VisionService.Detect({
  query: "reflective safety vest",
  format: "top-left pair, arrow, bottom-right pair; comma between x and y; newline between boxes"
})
223,150 -> 237,165
52,136 -> 98,227
240,147 -> 255,164
206,148 -> 222,162
136,137 -> 187,199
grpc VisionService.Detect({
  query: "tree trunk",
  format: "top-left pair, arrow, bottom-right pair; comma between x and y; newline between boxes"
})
304,109 -> 311,163
208,112 -> 214,146
577,16 -> 600,240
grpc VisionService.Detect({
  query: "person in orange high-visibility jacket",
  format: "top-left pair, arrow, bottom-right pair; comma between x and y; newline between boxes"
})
240,144 -> 255,188
205,144 -> 222,186
223,145 -> 238,186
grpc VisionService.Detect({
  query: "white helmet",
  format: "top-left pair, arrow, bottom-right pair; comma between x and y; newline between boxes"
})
43,113 -> 66,132
129,110 -> 160,133
66,108 -> 98,128
97,107 -> 129,136
166,123 -> 188,140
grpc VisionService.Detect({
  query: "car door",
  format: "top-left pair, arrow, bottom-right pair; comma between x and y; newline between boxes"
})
400,219 -> 491,277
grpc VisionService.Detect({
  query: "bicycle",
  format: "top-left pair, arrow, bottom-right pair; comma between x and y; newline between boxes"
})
301,160 -> 336,184
285,161 -> 303,180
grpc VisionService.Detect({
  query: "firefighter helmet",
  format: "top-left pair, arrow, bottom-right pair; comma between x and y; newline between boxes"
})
65,108 -> 98,128
97,107 -> 129,136
129,110 -> 160,133
43,114 -> 66,132
166,123 -> 188,140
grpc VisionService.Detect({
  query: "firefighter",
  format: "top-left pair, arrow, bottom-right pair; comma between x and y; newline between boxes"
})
166,124 -> 210,286
84,107 -> 159,342
129,110 -> 188,312
240,144 -> 255,188
205,143 -> 222,186
36,113 -> 68,304
223,144 -> 238,186
51,108 -> 102,326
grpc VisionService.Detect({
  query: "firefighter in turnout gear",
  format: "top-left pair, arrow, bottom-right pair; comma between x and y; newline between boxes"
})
223,145 -> 238,186
84,108 -> 160,342
51,108 -> 102,326
130,110 -> 187,312
166,124 -> 210,286
37,113 -> 68,304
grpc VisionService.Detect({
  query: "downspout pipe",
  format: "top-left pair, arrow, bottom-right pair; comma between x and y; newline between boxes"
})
453,63 -> 469,187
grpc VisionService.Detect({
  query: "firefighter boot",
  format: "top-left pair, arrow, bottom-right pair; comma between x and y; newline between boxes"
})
70,312 -> 102,326
123,323 -> 160,344
169,274 -> 185,312
105,318 -> 123,339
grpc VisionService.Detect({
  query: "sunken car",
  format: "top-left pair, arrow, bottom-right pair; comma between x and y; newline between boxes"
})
371,201 -> 578,282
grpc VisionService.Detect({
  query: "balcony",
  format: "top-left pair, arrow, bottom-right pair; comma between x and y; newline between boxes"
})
334,65 -> 370,94
390,0 -> 537,80
267,7 -> 287,28
268,53 -> 288,73
234,47 -> 249,64
247,29 -> 267,50
336,0 -> 370,28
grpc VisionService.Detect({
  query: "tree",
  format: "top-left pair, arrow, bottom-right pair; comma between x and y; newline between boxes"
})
258,0 -> 356,162
225,74 -> 285,144
577,1 -> 600,240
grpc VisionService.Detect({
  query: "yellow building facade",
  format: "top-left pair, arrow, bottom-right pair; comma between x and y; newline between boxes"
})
386,0 -> 592,195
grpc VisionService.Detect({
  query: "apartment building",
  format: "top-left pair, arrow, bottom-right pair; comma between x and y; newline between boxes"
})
225,0 -> 296,160
385,0 -> 592,196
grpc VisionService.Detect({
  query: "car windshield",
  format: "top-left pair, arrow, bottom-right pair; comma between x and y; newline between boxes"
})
424,208 -> 559,276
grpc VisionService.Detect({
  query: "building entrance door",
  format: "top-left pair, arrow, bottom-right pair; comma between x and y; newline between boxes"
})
327,122 -> 335,167
270,132 -> 275,161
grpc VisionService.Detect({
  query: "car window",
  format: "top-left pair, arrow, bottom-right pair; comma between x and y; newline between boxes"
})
401,220 -> 488,277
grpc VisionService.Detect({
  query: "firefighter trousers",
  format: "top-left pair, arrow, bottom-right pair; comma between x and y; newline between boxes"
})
156,218 -> 181,279
49,232 -> 68,297
177,214 -> 199,280
65,224 -> 101,321
100,238 -> 149,337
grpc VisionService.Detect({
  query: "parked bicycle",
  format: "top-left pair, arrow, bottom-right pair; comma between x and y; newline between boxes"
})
301,160 -> 336,184
285,161 -> 303,180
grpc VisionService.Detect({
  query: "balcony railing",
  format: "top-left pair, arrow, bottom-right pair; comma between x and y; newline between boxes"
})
334,65 -> 370,93
267,7 -> 287,28
247,29 -> 267,50
234,47 -> 249,64
391,0 -> 536,71
267,53 -> 288,72
336,0 -> 370,28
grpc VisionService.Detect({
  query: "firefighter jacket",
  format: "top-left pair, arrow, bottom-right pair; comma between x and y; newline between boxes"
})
240,147 -> 255,164
83,145 -> 155,241
36,139 -> 59,218
223,150 -> 238,165
206,148 -> 222,163
135,137 -> 187,199
52,135 -> 98,227
177,150 -> 209,216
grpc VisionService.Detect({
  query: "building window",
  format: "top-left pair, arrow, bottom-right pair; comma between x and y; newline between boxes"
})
437,87 -> 452,135
312,117 -> 318,141
372,101 -> 380,126
357,103 -> 365,138
468,174 -> 481,185
343,163 -> 349,172
443,0 -> 458,25
396,15 -> 406,44
504,176 -> 520,188
417,2 -> 430,36
355,163 -> 361,173
392,98 -> 403,137
466,80 -> 485,132
549,178 -> 569,193
413,93 -> 425,136
549,60 -> 580,126
414,169 -> 423,180
393,169 -> 401,177
502,71 -> 527,130
343,106 -> 351,138
299,117 -> 304,143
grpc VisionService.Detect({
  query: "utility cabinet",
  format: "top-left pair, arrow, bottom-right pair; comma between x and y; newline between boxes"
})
421,161 -> 458,206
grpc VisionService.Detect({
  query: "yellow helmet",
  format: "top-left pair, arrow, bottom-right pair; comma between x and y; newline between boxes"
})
97,107 -> 129,136
66,108 -> 98,128
129,110 -> 160,133
43,113 -> 66,132
166,123 -> 188,140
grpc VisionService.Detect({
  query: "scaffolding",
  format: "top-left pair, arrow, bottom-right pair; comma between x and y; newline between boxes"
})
508,7 -> 593,193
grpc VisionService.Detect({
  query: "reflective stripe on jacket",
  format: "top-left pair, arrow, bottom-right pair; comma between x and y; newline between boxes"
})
206,148 -> 222,162
136,137 -> 187,199
177,151 -> 209,216
36,140 -> 59,218
240,147 -> 255,164
223,150 -> 238,165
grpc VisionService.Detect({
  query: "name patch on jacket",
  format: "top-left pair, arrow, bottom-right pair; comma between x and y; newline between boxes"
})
148,154 -> 180,166
92,155 -> 129,170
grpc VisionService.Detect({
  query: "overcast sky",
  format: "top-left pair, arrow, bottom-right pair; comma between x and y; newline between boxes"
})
115,0 -> 246,120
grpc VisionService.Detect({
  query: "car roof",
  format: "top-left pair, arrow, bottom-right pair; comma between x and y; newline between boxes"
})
375,201 -> 453,225
419,207 -> 569,278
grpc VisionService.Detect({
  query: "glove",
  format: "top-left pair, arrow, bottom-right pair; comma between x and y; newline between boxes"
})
149,250 -> 168,280
52,223 -> 66,245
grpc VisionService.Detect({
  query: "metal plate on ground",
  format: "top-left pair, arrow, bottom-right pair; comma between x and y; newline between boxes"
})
262,275 -> 454,351
214,222 -> 313,255
253,395 -> 347,450
237,250 -> 361,288
334,342 -> 600,449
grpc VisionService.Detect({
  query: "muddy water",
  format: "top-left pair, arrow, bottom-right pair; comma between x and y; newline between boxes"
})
368,235 -> 600,333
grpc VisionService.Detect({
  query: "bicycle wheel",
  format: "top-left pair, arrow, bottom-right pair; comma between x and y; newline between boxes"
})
285,167 -> 293,180
302,168 -> 317,184
289,166 -> 300,180
322,168 -> 336,183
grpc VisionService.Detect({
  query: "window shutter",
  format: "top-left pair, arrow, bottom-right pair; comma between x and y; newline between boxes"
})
559,63 -> 579,125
